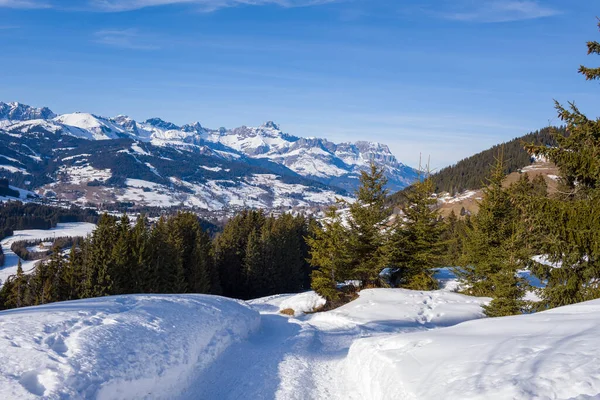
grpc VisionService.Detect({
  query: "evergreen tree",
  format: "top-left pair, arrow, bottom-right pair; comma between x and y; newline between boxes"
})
130,214 -> 150,293
525,21 -> 600,308
346,163 -> 389,286
307,206 -> 351,301
7,259 -> 25,308
214,210 -> 266,298
192,230 -> 219,294
441,210 -> 468,267
386,174 -> 444,290
456,156 -> 528,316
62,243 -> 83,300
85,214 -> 118,297
244,228 -> 264,297
111,214 -> 135,294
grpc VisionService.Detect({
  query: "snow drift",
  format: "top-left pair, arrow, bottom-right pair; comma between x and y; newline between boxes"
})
346,298 -> 600,400
308,288 -> 490,332
0,294 -> 260,399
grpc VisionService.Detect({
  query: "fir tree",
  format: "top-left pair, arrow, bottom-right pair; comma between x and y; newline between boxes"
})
62,243 -> 83,300
244,229 -> 264,297
525,21 -> 600,308
111,214 -> 134,294
346,163 -> 389,286
130,214 -> 149,293
456,156 -> 528,316
7,259 -> 25,308
386,173 -> 445,290
307,206 -> 351,301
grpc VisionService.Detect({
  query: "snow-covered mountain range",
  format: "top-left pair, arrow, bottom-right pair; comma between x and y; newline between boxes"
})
0,101 -> 418,211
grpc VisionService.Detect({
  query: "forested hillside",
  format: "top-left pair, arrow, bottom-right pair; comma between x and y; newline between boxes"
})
0,201 -> 98,240
388,127 -> 560,204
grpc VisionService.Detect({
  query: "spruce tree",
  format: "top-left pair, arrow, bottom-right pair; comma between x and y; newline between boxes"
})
456,156 -> 528,316
525,21 -> 600,308
130,214 -> 149,293
307,206 -> 351,301
346,163 -> 389,286
244,229 -> 264,298
85,213 -> 117,297
7,260 -> 25,308
111,214 -> 134,294
386,173 -> 444,290
62,243 -> 83,300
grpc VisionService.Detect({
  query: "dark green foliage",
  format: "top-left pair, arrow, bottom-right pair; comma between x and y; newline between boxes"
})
386,175 -> 445,290
523,23 -> 600,309
441,210 -> 470,267
307,207 -> 351,301
346,164 -> 389,285
214,210 -> 311,300
455,157 -> 528,316
308,163 -> 449,299
0,211 -> 227,308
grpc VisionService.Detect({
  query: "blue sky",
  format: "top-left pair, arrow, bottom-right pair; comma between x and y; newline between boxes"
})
0,0 -> 598,169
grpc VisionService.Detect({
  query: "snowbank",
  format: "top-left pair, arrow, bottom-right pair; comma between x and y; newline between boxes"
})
308,288 -> 489,332
278,291 -> 326,316
346,299 -> 600,400
0,294 -> 260,399
248,291 -> 326,317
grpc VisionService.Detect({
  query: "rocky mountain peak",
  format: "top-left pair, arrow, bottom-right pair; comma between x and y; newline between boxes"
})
0,101 -> 56,121
144,118 -> 180,131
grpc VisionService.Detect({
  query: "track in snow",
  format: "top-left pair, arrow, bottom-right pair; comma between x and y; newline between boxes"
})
177,289 -> 487,400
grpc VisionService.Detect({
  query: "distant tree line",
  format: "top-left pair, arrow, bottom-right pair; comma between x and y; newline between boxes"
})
0,201 -> 98,243
0,210 -> 313,309
10,237 -> 79,261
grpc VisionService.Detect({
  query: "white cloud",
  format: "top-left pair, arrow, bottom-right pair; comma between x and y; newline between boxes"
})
87,0 -> 338,12
440,1 -> 560,23
0,0 -> 50,8
94,29 -> 160,50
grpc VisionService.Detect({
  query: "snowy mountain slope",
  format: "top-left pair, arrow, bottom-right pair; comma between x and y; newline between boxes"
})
0,120 -> 350,211
0,294 -> 259,399
0,101 -> 417,210
54,113 -> 130,141
346,298 -> 600,400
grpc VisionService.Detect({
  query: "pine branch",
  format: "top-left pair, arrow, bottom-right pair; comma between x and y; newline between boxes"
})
579,66 -> 600,80
587,40 -> 600,55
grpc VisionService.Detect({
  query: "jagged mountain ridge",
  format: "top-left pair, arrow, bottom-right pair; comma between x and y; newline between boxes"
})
0,101 -> 418,211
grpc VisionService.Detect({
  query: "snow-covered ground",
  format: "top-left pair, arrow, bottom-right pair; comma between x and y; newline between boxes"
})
179,289 -> 489,400
0,295 -> 259,399
0,222 -> 96,285
0,283 -> 596,399
346,299 -> 600,399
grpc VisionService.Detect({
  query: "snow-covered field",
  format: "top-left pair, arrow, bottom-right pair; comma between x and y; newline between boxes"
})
0,222 -> 96,285
0,295 -> 259,399
0,285 -> 597,399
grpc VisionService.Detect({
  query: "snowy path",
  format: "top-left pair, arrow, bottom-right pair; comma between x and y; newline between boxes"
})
179,311 -> 359,400
179,290 -> 489,400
